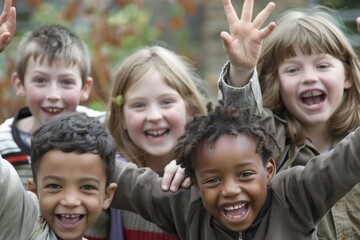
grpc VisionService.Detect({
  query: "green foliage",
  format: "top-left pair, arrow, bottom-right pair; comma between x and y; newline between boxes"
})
0,0 -> 200,120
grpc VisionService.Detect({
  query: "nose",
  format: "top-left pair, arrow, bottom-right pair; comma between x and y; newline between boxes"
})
60,189 -> 81,207
46,83 -> 61,101
146,104 -> 163,121
300,66 -> 319,84
221,178 -> 241,197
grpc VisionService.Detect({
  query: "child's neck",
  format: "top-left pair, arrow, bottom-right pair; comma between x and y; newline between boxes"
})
16,116 -> 40,134
304,123 -> 333,153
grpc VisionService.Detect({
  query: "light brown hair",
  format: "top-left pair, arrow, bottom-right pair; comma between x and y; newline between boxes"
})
259,8 -> 360,144
106,45 -> 209,167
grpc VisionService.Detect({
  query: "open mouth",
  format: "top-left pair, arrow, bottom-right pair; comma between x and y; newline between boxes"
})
56,214 -> 84,227
43,107 -> 63,114
145,129 -> 169,138
222,202 -> 248,219
301,90 -> 326,106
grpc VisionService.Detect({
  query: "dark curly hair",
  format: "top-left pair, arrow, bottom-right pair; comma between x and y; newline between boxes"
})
31,112 -> 116,186
176,103 -> 280,181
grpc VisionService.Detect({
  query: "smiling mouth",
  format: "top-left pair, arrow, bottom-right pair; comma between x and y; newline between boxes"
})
56,214 -> 84,226
43,107 -> 63,114
301,90 -> 326,106
223,203 -> 248,219
145,129 -> 169,137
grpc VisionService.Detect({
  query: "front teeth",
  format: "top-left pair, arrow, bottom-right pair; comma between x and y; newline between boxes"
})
224,203 -> 246,211
44,107 -> 61,113
302,91 -> 323,98
61,214 -> 81,218
146,129 -> 167,136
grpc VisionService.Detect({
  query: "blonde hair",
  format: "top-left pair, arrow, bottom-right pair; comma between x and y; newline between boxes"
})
106,45 -> 209,167
259,8 -> 360,145
15,24 -> 91,86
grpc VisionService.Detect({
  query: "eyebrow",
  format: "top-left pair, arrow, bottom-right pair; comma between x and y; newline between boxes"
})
42,175 -> 101,184
199,161 -> 256,177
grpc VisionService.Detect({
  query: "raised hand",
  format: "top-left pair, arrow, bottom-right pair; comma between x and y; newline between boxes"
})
0,0 -> 16,53
161,159 -> 191,192
220,0 -> 275,85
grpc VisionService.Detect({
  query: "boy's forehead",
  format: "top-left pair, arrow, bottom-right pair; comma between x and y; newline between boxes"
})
29,55 -> 80,68
197,134 -> 257,156
194,134 -> 263,175
36,150 -> 106,180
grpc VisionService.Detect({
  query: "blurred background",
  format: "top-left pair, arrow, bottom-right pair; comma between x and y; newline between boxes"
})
0,0 -> 359,122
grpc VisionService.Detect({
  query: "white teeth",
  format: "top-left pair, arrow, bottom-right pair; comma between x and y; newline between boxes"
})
61,214 -> 81,218
146,129 -> 167,136
302,91 -> 323,98
224,203 -> 246,211
44,107 -> 61,113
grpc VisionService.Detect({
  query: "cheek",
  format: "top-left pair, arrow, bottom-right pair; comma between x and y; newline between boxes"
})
62,90 -> 83,105
37,195 -> 53,216
279,82 -> 295,110
248,179 -> 268,206
123,112 -> 144,138
279,79 -> 292,98
197,187 -> 216,209
169,106 -> 188,130
25,88 -> 45,103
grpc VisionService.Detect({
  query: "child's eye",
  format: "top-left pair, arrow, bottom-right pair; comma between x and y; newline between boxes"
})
33,77 -> 47,85
285,67 -> 299,74
239,171 -> 254,179
161,99 -> 174,106
81,185 -> 97,191
132,102 -> 145,109
203,177 -> 221,186
60,79 -> 75,86
46,183 -> 61,189
317,63 -> 330,69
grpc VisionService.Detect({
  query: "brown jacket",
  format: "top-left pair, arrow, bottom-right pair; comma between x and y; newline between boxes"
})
110,126 -> 360,239
219,62 -> 360,239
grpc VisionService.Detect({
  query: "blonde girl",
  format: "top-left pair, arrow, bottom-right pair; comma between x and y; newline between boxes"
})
106,44 -> 209,239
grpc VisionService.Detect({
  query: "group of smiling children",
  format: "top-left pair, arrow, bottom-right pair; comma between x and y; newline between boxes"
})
1,0 -> 360,239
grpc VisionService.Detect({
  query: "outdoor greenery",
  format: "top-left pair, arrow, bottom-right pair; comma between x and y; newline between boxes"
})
0,0 -> 200,122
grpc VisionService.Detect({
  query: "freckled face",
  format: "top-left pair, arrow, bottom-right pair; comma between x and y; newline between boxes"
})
194,134 -> 275,232
35,150 -> 115,240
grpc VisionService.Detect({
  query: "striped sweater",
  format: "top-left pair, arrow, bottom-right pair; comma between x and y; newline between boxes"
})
0,106 -> 106,187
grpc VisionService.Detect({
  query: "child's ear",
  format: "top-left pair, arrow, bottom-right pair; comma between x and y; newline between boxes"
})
265,158 -> 276,184
27,178 -> 38,195
102,183 -> 117,210
80,77 -> 94,101
344,71 -> 353,89
11,72 -> 26,97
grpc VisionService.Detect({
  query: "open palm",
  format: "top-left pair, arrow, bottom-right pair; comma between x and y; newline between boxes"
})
220,0 -> 275,69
